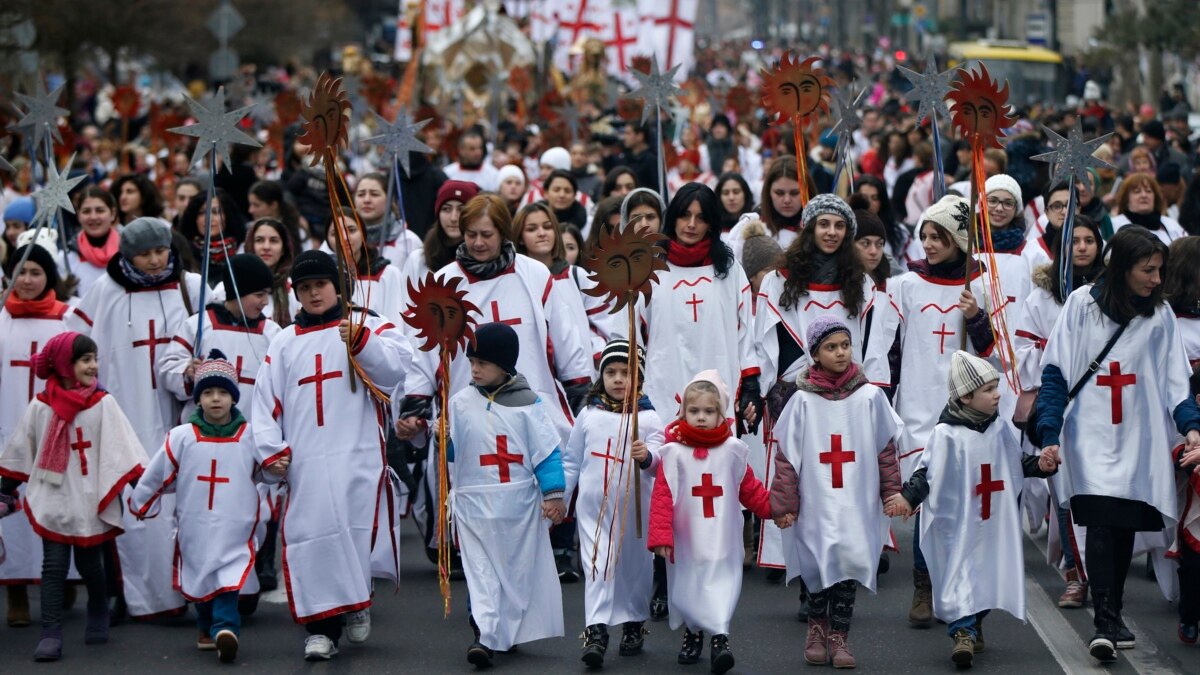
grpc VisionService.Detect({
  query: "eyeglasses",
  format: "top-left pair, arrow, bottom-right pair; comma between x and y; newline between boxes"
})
1046,201 -> 1068,213
986,197 -> 1017,210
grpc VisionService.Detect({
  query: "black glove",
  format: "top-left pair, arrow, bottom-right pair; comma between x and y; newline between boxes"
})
737,375 -> 763,436
563,380 -> 591,416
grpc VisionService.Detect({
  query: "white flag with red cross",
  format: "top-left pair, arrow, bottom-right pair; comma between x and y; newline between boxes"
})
635,0 -> 697,81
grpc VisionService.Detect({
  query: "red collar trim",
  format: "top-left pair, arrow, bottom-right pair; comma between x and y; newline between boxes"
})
206,309 -> 266,334
293,318 -> 341,335
807,283 -> 842,292
192,422 -> 248,443
457,260 -> 516,284
917,270 -> 982,286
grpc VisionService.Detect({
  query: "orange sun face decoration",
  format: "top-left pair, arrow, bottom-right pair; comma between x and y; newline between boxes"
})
297,72 -> 351,167
760,53 -> 833,126
403,273 -> 481,356
947,64 -> 1015,150
581,224 -> 669,314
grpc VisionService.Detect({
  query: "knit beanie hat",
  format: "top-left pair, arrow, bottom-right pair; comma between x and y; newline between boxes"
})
739,219 -> 784,278
33,331 -> 82,381
984,174 -> 1022,208
948,350 -> 999,401
120,217 -> 173,260
920,195 -> 972,252
680,369 -> 730,416
852,209 -> 887,241
539,147 -> 571,172
467,322 -> 520,374
801,193 -> 856,236
193,349 -> 240,404
6,243 -> 60,293
290,250 -> 340,291
3,196 -> 34,224
806,315 -> 851,354
223,253 -> 274,298
597,338 -> 645,378
435,180 -> 480,214
497,164 -> 526,187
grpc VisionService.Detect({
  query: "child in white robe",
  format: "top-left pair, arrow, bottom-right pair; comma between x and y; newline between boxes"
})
564,339 -> 663,667
647,370 -> 771,674
130,351 -> 262,664
0,331 -> 147,661
886,352 -> 1058,668
446,322 -> 567,668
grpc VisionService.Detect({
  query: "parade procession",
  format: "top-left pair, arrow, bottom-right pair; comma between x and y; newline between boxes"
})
3,0 -> 1200,671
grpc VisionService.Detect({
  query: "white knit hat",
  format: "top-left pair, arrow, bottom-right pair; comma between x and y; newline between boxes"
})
920,195 -> 972,252
948,350 -> 999,400
539,147 -> 571,171
984,174 -> 1022,208
679,369 -> 730,417
497,164 -> 526,187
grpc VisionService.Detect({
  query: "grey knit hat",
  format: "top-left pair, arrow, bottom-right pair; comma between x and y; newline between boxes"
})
119,217 -> 174,260
948,350 -> 999,400
739,219 -> 784,278
801,193 -> 856,236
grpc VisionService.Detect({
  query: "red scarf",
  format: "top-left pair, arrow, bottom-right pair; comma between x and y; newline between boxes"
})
4,291 -> 65,319
666,239 -> 713,267
806,363 -> 859,392
76,229 -> 120,268
34,379 -> 105,485
666,418 -> 732,459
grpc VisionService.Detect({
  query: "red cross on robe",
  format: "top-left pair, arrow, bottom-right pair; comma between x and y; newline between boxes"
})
234,356 -> 255,385
1095,361 -> 1136,424
931,323 -> 955,355
818,434 -> 856,489
479,436 -> 524,483
691,472 -> 724,518
70,427 -> 92,476
488,300 -> 523,326
297,354 -> 344,427
9,341 -> 37,400
685,293 -> 704,322
196,458 -> 230,511
974,463 -> 1005,521
131,319 -> 171,389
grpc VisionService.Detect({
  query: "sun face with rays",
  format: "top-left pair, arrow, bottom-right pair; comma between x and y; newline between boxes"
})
947,64 -> 1015,150
760,53 -> 833,125
298,72 -> 351,167
582,225 -> 669,314
403,273 -> 480,356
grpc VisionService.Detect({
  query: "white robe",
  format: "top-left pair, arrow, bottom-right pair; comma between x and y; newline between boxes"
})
563,406 -> 663,627
448,387 -> 564,651
656,437 -> 760,635
566,265 -> 618,360
63,252 -> 108,298
917,420 -> 1026,623
1043,286 -> 1189,527
65,269 -> 202,617
772,385 -> 902,593
642,261 -> 758,419
251,310 -> 412,622
352,263 -> 408,324
890,270 -> 992,479
159,309 -> 281,423
1179,313 -> 1200,365
1110,213 -> 1187,245
128,421 -> 261,602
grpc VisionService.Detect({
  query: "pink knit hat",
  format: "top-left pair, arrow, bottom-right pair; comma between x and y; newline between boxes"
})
33,331 -> 83,381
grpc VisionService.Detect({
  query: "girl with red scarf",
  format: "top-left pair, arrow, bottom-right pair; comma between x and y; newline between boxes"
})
647,370 -> 771,674
0,331 -> 147,661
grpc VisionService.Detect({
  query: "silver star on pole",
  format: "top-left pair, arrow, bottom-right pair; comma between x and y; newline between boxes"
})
828,83 -> 867,162
1031,120 -> 1114,188
169,86 -> 261,172
364,109 -> 433,177
897,52 -> 960,126
31,154 -> 85,228
247,91 -> 277,128
9,81 -> 68,150
625,56 -> 683,125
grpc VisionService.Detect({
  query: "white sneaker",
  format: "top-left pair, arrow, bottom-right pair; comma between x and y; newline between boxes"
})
345,609 -> 371,644
304,635 -> 338,661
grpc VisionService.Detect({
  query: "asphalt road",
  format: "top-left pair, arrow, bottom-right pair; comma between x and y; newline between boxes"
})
2,517 -> 1197,673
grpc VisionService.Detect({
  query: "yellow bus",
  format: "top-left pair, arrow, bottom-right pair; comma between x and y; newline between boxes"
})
947,40 -> 1065,106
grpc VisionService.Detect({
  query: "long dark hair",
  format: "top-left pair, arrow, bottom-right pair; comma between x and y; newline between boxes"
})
179,188 -> 247,244
779,212 -> 866,315
111,174 -> 163,222
1179,173 -> 1200,236
251,180 -> 305,247
1165,236 -> 1200,314
853,174 -> 904,253
1096,227 -> 1169,323
601,166 -> 637,198
585,195 -> 624,258
715,172 -> 754,227
247,217 -> 296,326
759,156 -> 801,236
662,183 -> 734,279
1047,215 -> 1105,303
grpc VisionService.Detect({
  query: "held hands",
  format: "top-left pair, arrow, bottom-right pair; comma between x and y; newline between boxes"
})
773,513 -> 796,529
395,417 -> 424,441
1039,445 -> 1061,472
1180,431 -> 1200,468
959,290 -> 980,320
542,497 -> 566,524
631,440 -> 649,464
883,493 -> 913,519
742,401 -> 759,427
652,545 -> 673,559
265,457 -> 291,477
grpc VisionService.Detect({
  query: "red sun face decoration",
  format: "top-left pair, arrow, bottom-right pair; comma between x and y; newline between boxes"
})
403,273 -> 480,356
112,85 -> 141,120
947,64 -> 1015,150
760,53 -> 833,126
297,72 -> 351,167
581,223 -> 669,314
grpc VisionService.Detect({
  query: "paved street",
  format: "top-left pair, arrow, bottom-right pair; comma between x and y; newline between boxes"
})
1,517 -> 1197,673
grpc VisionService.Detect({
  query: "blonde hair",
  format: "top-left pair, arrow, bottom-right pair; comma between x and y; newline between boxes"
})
682,380 -> 720,405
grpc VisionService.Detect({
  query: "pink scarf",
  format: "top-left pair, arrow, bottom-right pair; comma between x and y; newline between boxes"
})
76,229 -> 120,268
806,363 -> 860,392
34,379 -> 104,485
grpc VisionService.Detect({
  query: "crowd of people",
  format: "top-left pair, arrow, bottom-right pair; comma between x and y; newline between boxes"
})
0,43 -> 1200,672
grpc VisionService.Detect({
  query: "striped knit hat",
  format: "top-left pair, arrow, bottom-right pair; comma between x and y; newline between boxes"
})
597,338 -> 645,378
193,349 -> 240,403
801,193 -> 856,236
948,350 -> 999,401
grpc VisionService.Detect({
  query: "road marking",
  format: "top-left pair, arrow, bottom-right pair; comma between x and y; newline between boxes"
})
1023,573 -> 1097,674
262,587 -> 289,604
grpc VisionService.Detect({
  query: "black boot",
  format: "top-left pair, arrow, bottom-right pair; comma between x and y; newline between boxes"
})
619,621 -> 646,655
581,624 -> 608,668
678,628 -> 704,665
710,634 -> 734,674
1089,591 -> 1118,663
797,581 -> 811,622
467,615 -> 493,669
650,556 -> 668,620
256,518 -> 279,591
